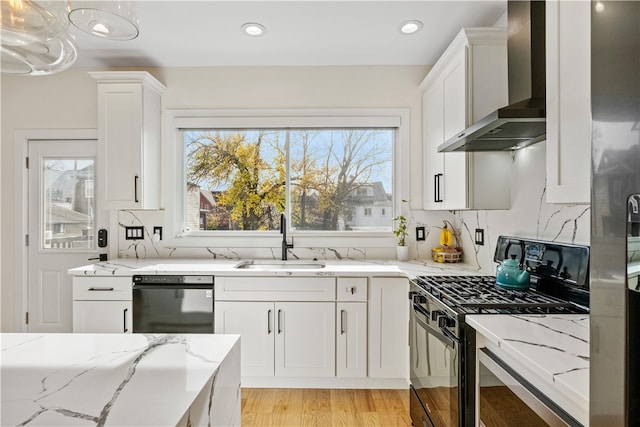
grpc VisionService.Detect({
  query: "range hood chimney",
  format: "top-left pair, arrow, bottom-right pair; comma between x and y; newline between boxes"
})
438,0 -> 546,152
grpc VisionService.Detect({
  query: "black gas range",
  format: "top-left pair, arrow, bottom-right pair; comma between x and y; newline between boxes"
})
408,236 -> 589,427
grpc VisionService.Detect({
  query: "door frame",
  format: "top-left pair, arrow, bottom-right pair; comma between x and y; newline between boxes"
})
14,129 -> 98,332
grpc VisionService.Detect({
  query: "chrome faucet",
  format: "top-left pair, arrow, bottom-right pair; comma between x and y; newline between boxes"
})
280,213 -> 294,260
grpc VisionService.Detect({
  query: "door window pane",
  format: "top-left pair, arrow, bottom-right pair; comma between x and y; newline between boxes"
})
43,159 -> 95,249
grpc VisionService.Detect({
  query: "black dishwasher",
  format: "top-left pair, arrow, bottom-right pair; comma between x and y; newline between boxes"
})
132,275 -> 214,333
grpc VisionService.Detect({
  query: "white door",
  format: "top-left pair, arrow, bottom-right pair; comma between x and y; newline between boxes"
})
215,301 -> 275,377
275,301 -> 335,377
28,140 -> 98,332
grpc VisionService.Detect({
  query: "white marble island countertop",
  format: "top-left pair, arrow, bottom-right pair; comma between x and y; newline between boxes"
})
467,314 -> 589,426
1,333 -> 241,427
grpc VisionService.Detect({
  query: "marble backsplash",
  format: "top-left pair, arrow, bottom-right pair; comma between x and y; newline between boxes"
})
116,141 -> 590,274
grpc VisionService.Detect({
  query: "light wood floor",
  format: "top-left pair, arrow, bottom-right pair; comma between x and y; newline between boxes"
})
241,388 -> 412,427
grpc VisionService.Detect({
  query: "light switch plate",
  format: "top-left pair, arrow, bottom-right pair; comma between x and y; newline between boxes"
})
125,226 -> 144,240
416,226 -> 426,241
475,228 -> 484,246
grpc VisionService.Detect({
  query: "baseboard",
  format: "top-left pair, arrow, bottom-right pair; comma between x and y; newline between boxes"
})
241,376 -> 409,389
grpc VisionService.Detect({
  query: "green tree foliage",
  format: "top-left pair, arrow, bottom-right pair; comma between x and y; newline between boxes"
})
186,131 -> 285,230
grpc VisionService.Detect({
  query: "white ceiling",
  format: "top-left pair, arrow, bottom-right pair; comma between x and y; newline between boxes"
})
68,0 -> 507,68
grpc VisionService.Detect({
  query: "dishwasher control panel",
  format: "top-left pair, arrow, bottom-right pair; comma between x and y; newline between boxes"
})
132,275 -> 214,284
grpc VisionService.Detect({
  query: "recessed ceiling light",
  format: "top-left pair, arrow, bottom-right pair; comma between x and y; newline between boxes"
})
241,22 -> 266,37
399,20 -> 423,35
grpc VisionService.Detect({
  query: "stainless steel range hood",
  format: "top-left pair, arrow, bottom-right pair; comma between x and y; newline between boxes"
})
438,1 -> 546,152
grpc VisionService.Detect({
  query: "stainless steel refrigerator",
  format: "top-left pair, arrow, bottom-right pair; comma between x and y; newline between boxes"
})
591,1 -> 640,425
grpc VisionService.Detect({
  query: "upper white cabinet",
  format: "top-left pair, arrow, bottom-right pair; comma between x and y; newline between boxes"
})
422,28 -> 511,211
90,71 -> 166,209
545,0 -> 591,204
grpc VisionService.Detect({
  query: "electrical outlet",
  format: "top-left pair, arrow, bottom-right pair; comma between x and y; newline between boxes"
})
153,226 -> 163,241
416,226 -> 426,241
475,228 -> 485,246
125,226 -> 144,240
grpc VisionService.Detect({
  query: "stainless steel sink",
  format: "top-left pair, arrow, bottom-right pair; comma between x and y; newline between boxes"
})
233,260 -> 326,270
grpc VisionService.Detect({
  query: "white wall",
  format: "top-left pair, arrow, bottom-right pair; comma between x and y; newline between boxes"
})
0,65 -> 428,331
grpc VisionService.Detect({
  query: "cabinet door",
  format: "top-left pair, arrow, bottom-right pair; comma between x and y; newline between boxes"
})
97,82 -> 144,209
336,302 -> 367,378
73,300 -> 132,333
92,72 -> 164,210
423,82 -> 445,210
442,49 -> 470,210
215,301 -> 275,377
369,277 -> 409,378
546,0 -> 591,204
275,302 -> 335,377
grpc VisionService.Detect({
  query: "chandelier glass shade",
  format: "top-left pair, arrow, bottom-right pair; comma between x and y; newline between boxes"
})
1,0 -> 78,75
1,0 -> 139,75
68,1 -> 139,41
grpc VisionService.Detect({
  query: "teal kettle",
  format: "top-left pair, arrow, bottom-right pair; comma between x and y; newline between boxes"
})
496,255 -> 530,290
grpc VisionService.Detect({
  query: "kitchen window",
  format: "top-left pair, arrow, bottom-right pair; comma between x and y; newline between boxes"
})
164,109 -> 409,247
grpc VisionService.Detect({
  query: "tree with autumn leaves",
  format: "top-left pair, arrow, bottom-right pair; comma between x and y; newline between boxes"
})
186,129 -> 391,231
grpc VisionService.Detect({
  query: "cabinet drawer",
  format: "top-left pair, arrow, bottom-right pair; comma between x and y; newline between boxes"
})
216,276 -> 335,301
336,277 -> 368,301
73,277 -> 132,301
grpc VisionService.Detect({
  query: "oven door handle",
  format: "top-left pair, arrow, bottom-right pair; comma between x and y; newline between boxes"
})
414,313 -> 457,348
412,302 -> 431,318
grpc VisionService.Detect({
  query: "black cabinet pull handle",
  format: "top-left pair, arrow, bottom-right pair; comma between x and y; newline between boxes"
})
340,310 -> 346,335
277,309 -> 282,334
88,287 -> 114,291
267,309 -> 272,334
134,175 -> 139,203
123,308 -> 128,333
434,173 -> 443,203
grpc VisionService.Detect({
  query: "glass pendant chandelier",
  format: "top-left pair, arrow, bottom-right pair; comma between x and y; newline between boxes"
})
68,1 -> 139,41
1,0 -> 78,75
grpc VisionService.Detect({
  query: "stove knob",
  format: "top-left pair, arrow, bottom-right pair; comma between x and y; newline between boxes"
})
438,315 -> 454,329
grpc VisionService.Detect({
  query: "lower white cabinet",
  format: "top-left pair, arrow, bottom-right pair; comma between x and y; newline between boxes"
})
369,277 -> 409,378
216,275 -> 408,386
73,301 -> 132,333
336,302 -> 367,378
215,300 -> 335,378
72,277 -> 132,333
275,301 -> 335,377
215,301 -> 274,377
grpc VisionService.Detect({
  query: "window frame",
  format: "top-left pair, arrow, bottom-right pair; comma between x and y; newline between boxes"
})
163,109 -> 410,248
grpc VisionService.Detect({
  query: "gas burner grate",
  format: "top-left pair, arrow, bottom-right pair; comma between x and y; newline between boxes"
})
413,275 -> 586,315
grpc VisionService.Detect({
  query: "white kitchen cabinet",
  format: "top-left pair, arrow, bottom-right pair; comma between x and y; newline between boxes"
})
215,300 -> 335,378
215,276 -> 336,378
337,302 -> 367,378
73,301 -> 132,333
421,28 -> 511,210
89,71 -> 166,209
336,277 -> 368,378
545,0 -> 591,204
369,277 -> 409,378
215,301 -> 275,377
275,301 -> 335,377
72,277 -> 132,333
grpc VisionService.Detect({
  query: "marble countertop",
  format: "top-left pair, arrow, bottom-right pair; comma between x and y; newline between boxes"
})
467,314 -> 589,426
68,258 -> 485,278
1,333 -> 240,426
